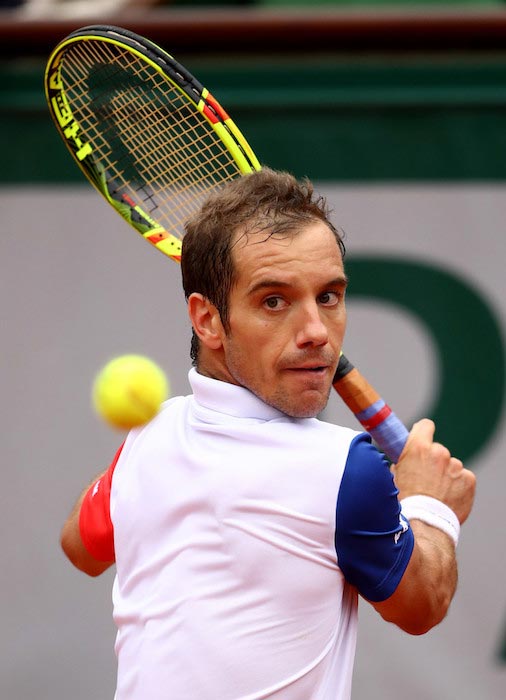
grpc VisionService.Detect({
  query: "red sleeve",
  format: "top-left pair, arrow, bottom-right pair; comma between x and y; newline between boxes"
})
79,444 -> 124,562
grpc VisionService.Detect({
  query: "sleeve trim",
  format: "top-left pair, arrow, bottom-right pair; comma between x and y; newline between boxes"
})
78,443 -> 124,562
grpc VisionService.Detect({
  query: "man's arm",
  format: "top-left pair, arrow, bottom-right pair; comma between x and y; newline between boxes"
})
61,469 -> 116,577
370,419 -> 476,635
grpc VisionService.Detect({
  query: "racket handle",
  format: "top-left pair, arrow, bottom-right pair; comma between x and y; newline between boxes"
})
333,354 -> 409,463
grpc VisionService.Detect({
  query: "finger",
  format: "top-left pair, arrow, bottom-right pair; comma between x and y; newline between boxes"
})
447,456 -> 464,476
411,418 -> 436,441
464,469 -> 477,495
430,442 -> 451,465
401,419 -> 435,456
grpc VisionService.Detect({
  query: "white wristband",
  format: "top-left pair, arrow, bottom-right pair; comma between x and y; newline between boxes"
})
400,495 -> 460,547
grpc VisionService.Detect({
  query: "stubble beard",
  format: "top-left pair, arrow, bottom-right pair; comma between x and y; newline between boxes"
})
225,345 -> 333,418
265,384 -> 332,418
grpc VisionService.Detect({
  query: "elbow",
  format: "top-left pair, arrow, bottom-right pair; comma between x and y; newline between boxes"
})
393,591 -> 453,636
396,614 -> 444,636
60,526 -> 111,578
60,525 -> 76,564
373,580 -> 454,636
59,529 -> 88,575
385,524 -> 458,635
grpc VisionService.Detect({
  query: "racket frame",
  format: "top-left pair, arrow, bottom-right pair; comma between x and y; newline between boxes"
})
44,24 -> 260,262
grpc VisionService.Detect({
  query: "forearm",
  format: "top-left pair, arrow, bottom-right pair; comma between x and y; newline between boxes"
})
371,520 -> 457,635
367,418 -> 475,634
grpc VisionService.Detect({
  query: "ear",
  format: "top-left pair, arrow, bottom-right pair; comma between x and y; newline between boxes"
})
187,293 -> 225,350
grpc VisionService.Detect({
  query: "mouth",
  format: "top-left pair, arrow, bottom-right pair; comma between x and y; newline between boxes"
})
286,365 -> 329,374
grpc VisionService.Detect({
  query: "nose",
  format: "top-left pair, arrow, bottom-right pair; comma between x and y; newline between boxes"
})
295,303 -> 329,348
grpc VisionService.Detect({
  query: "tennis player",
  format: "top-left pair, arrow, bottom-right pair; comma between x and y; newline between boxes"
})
61,168 -> 475,700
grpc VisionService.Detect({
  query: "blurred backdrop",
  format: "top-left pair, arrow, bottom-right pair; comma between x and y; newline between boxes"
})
1,2 -> 505,698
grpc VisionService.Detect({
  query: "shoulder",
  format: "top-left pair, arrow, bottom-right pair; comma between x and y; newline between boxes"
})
114,395 -> 190,465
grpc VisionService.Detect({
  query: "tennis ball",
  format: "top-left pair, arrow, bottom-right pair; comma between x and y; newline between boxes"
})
92,354 -> 169,430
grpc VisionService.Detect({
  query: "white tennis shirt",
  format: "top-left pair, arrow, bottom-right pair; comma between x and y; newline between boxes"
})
98,369 -> 413,700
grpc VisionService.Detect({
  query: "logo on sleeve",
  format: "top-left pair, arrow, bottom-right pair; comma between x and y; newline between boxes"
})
91,480 -> 101,498
394,514 -> 410,544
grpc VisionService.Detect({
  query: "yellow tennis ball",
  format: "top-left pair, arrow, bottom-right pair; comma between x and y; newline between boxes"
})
92,354 -> 169,430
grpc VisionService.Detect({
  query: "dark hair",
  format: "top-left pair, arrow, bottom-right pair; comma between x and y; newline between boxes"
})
181,168 -> 345,365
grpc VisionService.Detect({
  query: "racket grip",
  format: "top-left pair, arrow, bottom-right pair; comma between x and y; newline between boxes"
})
333,354 -> 409,463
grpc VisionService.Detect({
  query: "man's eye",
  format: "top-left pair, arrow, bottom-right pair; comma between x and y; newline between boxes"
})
319,291 -> 339,306
264,296 -> 285,310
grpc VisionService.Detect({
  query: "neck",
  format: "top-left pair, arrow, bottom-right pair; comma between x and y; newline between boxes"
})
196,349 -> 239,387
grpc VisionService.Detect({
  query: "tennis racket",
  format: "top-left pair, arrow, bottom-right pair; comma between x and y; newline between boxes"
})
44,24 -> 408,462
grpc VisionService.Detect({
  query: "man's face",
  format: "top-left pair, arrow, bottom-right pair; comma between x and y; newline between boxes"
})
220,221 -> 347,418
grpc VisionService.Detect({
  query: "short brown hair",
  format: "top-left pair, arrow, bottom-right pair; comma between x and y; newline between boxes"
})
181,168 -> 345,364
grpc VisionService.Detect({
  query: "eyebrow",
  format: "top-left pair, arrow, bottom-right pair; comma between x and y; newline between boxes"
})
247,275 -> 349,296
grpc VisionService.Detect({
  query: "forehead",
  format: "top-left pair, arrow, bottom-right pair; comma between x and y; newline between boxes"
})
231,221 -> 345,286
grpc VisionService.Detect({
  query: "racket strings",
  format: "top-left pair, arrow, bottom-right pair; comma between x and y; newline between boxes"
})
116,81 -> 237,194
59,40 -> 242,238
114,88 -> 231,197
117,95 -> 233,224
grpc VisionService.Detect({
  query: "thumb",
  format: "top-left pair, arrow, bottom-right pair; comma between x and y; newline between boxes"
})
400,418 -> 435,458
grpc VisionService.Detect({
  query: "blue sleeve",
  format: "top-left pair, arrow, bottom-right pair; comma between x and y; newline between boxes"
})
335,433 -> 414,602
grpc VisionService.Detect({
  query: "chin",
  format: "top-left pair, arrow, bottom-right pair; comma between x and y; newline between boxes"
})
269,391 -> 330,419
286,405 -> 325,419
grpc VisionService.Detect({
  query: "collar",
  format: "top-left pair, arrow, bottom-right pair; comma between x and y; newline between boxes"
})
189,367 -> 286,421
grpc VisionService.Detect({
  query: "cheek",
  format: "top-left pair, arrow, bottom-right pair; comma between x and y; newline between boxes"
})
233,321 -> 285,372
256,320 -> 290,353
333,307 -> 347,337
231,313 -> 278,345
229,308 -> 299,363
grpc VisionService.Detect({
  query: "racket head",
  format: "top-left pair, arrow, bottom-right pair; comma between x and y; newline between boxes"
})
44,24 -> 261,262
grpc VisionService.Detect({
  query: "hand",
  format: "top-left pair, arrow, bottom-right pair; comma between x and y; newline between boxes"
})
392,418 -> 476,525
